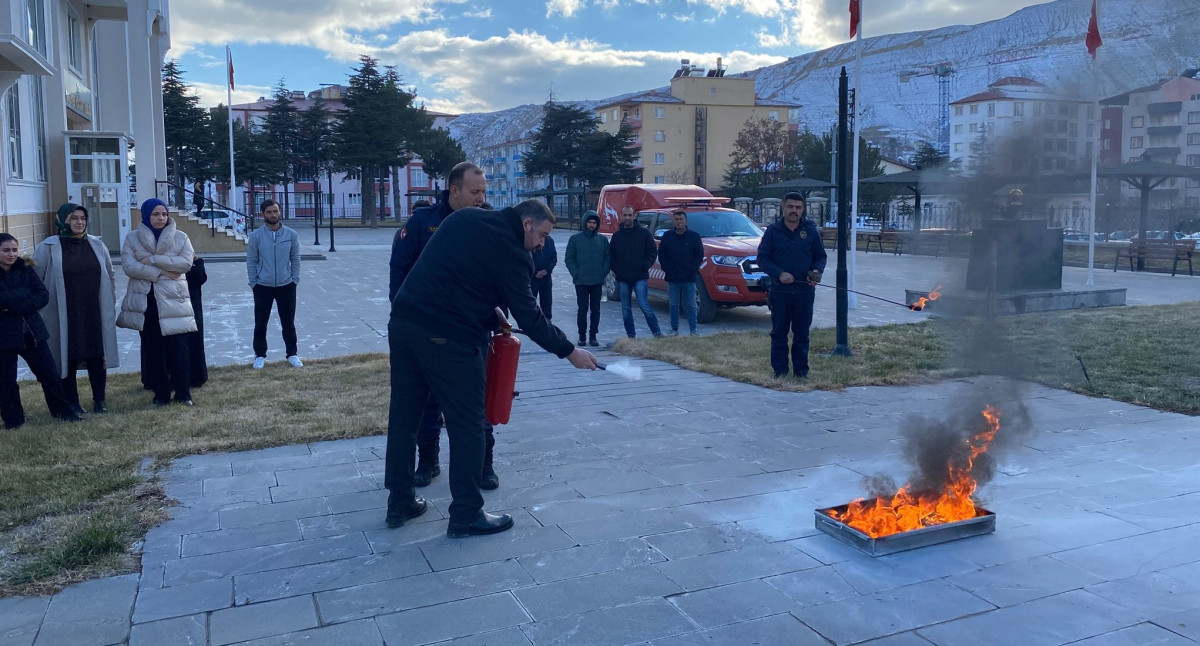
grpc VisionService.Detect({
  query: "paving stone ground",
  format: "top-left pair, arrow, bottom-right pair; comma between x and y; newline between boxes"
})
4,227 -> 1200,645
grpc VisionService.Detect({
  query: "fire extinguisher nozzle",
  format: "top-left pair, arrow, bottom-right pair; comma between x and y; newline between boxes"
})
596,362 -> 608,370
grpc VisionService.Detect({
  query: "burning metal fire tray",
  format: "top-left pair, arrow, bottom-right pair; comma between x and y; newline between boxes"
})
814,503 -> 996,557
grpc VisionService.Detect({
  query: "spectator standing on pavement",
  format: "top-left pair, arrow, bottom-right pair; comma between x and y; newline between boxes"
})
0,233 -> 81,428
186,258 -> 208,388
33,203 -> 119,415
657,209 -> 704,336
756,192 -> 827,379
530,235 -> 557,319
192,180 -> 204,215
609,205 -> 662,338
384,200 -> 597,537
247,199 -> 302,369
390,162 -> 501,490
564,211 -> 608,347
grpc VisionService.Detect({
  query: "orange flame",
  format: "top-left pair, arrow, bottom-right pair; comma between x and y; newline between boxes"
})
827,405 -> 1001,538
909,285 -> 943,311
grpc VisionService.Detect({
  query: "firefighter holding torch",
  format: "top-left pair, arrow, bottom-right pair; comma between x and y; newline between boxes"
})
384,199 -> 597,538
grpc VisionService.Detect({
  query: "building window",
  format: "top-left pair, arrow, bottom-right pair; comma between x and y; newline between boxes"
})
953,105 -> 963,116
24,0 -> 48,56
6,87 -> 23,179
1103,139 -> 1111,150
30,78 -> 46,181
633,107 -> 640,117
1069,122 -> 1078,136
1188,111 -> 1200,124
654,107 -> 665,119
653,153 -> 665,165
654,130 -> 665,142
1187,155 -> 1200,167
953,142 -> 963,152
67,9 -> 83,71
1131,116 -> 1144,128
599,112 -> 606,124
1130,136 -> 1143,149
953,124 -> 963,134
653,175 -> 665,184
1103,118 -> 1110,129
1189,133 -> 1200,146
611,109 -> 617,121
969,104 -> 978,115
969,123 -> 977,133
348,193 -> 361,205
987,103 -> 995,118
710,87 -> 717,95
768,110 -> 779,121
1013,102 -> 1024,117
410,166 -> 428,187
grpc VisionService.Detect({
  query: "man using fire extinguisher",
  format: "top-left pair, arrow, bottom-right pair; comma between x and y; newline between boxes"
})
389,162 -> 492,490
386,200 -> 598,538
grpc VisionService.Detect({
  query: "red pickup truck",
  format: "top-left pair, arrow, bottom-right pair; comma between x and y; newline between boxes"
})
596,184 -> 768,323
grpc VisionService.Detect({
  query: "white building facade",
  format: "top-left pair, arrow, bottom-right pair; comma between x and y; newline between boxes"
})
2,0 -> 169,252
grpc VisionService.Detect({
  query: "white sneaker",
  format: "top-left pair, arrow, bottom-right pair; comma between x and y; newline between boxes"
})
252,357 -> 265,370
287,355 -> 304,368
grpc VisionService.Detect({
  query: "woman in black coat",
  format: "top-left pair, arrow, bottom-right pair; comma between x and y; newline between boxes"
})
186,257 -> 208,387
0,233 -> 81,429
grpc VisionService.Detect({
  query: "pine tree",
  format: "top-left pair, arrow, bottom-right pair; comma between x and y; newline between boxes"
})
263,80 -> 299,217
162,61 -> 210,208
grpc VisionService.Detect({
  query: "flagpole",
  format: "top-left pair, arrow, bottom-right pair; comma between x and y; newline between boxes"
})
848,0 -> 863,309
227,46 -> 238,216
1086,0 -> 1100,286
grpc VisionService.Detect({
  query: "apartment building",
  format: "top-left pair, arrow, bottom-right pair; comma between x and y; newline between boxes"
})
477,137 -> 539,208
2,0 -> 170,252
1101,69 -> 1200,207
593,59 -> 799,189
948,76 -> 1094,177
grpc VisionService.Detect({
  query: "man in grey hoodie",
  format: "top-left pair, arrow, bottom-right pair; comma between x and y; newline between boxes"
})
564,211 -> 609,347
247,199 -> 302,369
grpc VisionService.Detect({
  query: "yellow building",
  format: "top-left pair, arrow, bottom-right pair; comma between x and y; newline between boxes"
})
594,60 -> 799,190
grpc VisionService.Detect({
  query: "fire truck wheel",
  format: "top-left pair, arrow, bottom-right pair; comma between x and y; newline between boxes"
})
696,287 -> 717,324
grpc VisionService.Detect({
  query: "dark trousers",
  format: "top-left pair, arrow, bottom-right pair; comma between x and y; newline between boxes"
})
574,284 -> 602,338
62,356 -> 107,407
142,295 -> 191,402
0,337 -> 72,427
385,317 -> 487,524
252,283 -> 298,358
531,275 -> 553,320
417,335 -> 496,459
769,288 -> 816,377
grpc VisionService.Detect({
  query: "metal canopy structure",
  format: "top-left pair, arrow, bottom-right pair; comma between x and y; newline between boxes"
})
860,169 -> 962,231
756,176 -> 837,200
1091,160 -> 1200,238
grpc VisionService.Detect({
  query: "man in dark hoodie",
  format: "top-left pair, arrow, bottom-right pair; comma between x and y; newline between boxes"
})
564,211 -> 608,346
609,205 -> 662,338
656,209 -> 704,336
530,235 -> 557,320
385,200 -> 598,538
388,162 -> 492,489
756,192 -> 827,379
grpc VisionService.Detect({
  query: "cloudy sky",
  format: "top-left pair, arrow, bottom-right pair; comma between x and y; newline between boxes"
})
172,0 -> 1050,113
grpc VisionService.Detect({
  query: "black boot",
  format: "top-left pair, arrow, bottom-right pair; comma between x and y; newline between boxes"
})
385,491 -> 428,528
481,433 -> 499,490
578,333 -> 587,346
588,334 -> 599,347
413,438 -> 441,488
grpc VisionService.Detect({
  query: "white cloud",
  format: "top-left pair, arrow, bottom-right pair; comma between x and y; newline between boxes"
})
546,0 -> 586,18
463,8 -> 492,18
190,81 -> 274,108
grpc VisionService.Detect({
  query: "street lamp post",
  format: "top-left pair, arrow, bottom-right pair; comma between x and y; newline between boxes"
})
328,167 -> 336,252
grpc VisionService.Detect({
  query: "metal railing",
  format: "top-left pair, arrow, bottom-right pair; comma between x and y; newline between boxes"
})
155,180 -> 253,237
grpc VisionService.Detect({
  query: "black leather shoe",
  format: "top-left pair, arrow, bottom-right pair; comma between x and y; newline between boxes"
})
446,512 -> 513,538
385,495 -> 428,528
413,463 -> 441,488
152,397 -> 170,407
56,411 -> 84,423
578,334 -> 587,346
174,398 -> 195,407
93,400 -> 108,414
481,465 -> 500,490
70,404 -> 87,417
588,335 -> 599,347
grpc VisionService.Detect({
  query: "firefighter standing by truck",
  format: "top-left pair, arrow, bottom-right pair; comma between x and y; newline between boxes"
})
384,200 -> 597,537
756,192 -> 827,379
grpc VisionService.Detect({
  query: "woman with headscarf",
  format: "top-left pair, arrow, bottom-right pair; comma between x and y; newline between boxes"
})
117,199 -> 198,406
33,203 -> 119,414
0,233 -> 81,428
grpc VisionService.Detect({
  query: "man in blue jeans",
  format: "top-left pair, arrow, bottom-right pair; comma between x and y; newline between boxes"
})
756,192 -> 827,378
657,209 -> 704,336
608,205 -> 662,338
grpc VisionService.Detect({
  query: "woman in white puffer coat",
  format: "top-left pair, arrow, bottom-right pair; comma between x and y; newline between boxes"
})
117,198 -> 198,406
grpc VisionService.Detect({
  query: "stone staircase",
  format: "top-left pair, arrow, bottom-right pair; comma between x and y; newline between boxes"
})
171,210 -> 248,253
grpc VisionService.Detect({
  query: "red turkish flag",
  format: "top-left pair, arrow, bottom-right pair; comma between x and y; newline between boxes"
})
227,47 -> 235,90
1086,0 -> 1103,59
849,0 -> 861,38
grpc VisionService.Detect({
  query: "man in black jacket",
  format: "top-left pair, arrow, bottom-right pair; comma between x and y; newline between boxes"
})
386,200 -> 598,538
531,235 -> 557,319
657,209 -> 704,336
609,206 -> 662,338
756,192 -> 827,379
388,162 -> 488,489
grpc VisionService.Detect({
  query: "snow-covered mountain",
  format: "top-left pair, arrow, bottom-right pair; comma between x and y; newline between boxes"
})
448,0 -> 1200,161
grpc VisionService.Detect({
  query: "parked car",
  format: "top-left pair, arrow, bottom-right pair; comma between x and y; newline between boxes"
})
1130,231 -> 1185,241
1106,230 -> 1134,243
1062,232 -> 1105,242
1182,232 -> 1200,241
196,208 -> 245,234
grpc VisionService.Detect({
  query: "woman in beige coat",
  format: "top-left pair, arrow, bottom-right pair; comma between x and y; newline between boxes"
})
117,199 -> 198,406
34,203 -> 120,414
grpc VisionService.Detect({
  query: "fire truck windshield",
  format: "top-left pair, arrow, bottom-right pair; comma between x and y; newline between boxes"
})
685,211 -> 763,238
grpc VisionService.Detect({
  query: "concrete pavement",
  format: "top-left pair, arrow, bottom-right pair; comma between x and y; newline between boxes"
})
4,226 -> 1200,645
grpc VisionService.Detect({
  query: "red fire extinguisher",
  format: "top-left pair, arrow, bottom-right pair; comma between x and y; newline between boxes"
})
485,326 -> 521,425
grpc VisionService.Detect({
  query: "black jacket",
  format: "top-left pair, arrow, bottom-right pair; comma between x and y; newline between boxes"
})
392,207 -> 574,358
532,236 -> 557,277
389,190 -> 453,300
609,223 -> 657,283
657,228 -> 704,283
756,218 -> 828,293
0,258 -> 50,352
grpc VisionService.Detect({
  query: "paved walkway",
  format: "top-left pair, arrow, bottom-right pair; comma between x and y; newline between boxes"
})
4,227 -> 1200,645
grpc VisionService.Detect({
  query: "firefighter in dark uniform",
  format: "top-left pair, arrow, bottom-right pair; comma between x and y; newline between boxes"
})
390,162 -> 499,490
756,191 -> 828,379
385,200 -> 598,537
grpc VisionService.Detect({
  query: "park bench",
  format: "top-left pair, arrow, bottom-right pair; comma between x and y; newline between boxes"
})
819,227 -> 838,248
1113,239 -> 1195,276
895,231 -> 951,258
864,228 -> 901,254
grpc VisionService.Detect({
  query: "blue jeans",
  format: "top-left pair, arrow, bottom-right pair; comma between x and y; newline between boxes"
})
617,279 -> 661,337
667,282 -> 698,333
